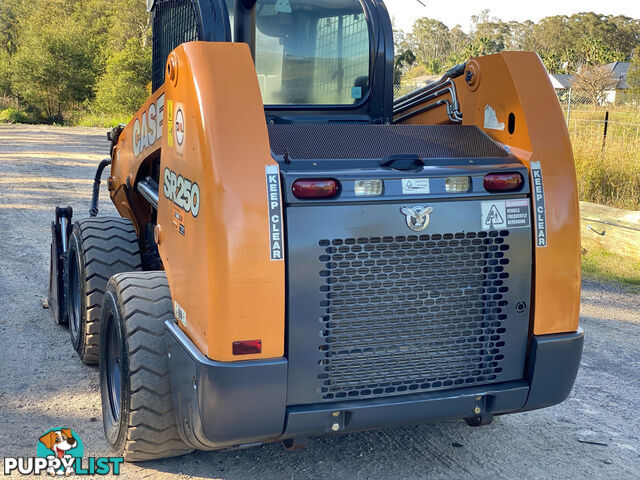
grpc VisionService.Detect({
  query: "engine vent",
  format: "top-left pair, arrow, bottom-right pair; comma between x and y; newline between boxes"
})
317,231 -> 513,401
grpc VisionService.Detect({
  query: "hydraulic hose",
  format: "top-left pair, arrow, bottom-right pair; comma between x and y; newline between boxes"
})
89,159 -> 112,217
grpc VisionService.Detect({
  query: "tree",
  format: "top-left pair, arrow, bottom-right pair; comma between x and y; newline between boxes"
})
393,24 -> 416,85
470,10 -> 510,54
627,46 -> 640,92
10,0 -> 103,122
446,26 -> 470,66
0,50 -> 10,97
505,20 -> 536,51
580,38 -> 624,65
94,37 -> 152,115
0,0 -> 27,97
394,49 -> 416,85
571,65 -> 619,105
106,0 -> 151,51
407,18 -> 451,72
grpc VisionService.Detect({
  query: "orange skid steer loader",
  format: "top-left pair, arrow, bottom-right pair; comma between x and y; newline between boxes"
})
48,0 -> 583,461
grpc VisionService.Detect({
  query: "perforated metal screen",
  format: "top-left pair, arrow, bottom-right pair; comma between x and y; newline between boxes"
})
317,230 -> 514,401
268,125 -> 510,160
152,0 -> 201,91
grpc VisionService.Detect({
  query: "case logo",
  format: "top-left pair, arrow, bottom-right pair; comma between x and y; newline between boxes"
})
400,206 -> 434,232
133,94 -> 164,156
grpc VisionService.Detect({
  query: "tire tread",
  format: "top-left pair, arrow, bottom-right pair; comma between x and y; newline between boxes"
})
72,217 -> 141,364
108,272 -> 191,462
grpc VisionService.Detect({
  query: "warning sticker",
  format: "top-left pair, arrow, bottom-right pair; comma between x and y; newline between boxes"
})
265,165 -> 284,261
402,178 -> 430,195
172,209 -> 185,236
481,199 -> 530,231
484,105 -> 505,131
174,301 -> 187,327
530,161 -> 548,247
167,100 -> 174,147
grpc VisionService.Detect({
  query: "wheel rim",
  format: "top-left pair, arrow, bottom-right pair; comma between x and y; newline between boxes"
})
68,251 -> 81,339
105,314 -> 123,421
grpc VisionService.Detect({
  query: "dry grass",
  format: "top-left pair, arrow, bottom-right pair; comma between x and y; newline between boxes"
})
568,106 -> 640,211
582,247 -> 640,290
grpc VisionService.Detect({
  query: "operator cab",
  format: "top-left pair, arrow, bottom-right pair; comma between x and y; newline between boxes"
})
148,0 -> 394,123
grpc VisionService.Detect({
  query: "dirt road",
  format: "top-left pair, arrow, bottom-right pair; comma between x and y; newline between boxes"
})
1,125 -> 639,479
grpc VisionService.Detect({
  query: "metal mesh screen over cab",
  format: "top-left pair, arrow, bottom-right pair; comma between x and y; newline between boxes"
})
152,0 -> 202,91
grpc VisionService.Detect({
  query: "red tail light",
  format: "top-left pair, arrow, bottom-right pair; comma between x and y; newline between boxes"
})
292,179 -> 339,199
483,173 -> 524,192
233,340 -> 262,355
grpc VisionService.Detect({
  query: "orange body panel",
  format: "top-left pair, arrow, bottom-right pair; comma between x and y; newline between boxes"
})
396,52 -> 581,335
110,42 -> 285,361
110,88 -> 165,234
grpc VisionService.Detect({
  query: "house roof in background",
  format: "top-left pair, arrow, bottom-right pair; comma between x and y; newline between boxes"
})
550,62 -> 631,90
604,62 -> 630,89
549,73 -> 574,89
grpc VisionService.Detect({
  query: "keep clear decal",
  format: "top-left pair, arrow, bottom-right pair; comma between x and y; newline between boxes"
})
530,161 -> 548,247
481,199 -> 530,231
265,165 -> 284,261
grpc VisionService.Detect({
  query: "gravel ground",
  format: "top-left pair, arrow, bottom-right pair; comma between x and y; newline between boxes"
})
0,124 -> 639,479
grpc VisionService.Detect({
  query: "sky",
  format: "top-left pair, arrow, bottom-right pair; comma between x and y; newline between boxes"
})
385,0 -> 640,32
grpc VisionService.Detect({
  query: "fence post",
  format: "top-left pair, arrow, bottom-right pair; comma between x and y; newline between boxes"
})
566,88 -> 572,127
601,110 -> 609,154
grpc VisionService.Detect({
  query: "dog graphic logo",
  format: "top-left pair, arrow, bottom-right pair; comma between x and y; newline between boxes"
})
36,428 -> 83,476
400,205 -> 434,232
4,427 -> 124,476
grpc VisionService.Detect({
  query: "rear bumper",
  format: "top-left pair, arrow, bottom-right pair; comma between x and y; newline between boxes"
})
165,321 -> 583,450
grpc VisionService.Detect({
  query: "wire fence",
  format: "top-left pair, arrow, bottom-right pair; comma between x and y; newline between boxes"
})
557,90 -> 640,157
556,89 -> 640,210
393,84 -> 422,99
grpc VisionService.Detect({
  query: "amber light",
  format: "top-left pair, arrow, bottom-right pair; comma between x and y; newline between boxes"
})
483,172 -> 524,192
292,179 -> 339,199
233,340 -> 262,355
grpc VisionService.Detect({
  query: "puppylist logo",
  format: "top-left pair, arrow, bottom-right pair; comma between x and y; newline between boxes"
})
3,428 -> 123,476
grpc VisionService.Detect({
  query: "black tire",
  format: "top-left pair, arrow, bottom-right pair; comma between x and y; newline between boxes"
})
99,272 -> 192,462
66,217 -> 142,365
49,237 -> 67,326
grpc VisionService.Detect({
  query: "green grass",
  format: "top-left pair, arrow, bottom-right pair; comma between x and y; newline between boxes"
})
75,112 -> 131,128
582,247 -> 640,290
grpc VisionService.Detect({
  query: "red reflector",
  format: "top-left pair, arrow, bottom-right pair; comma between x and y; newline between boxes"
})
292,179 -> 339,199
233,340 -> 262,355
483,173 -> 524,192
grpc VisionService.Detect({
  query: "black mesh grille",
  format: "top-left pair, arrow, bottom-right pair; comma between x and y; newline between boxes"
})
268,124 -> 510,160
317,230 -> 512,401
152,0 -> 201,91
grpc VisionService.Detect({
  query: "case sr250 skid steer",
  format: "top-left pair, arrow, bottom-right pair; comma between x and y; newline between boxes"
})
48,0 -> 584,461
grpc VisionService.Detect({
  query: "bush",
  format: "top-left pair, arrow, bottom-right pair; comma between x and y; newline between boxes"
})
10,4 -> 102,123
0,95 -> 18,109
93,37 -> 151,116
0,107 -> 35,123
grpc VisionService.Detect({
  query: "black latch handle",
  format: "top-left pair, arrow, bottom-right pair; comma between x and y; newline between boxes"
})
380,154 -> 425,171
